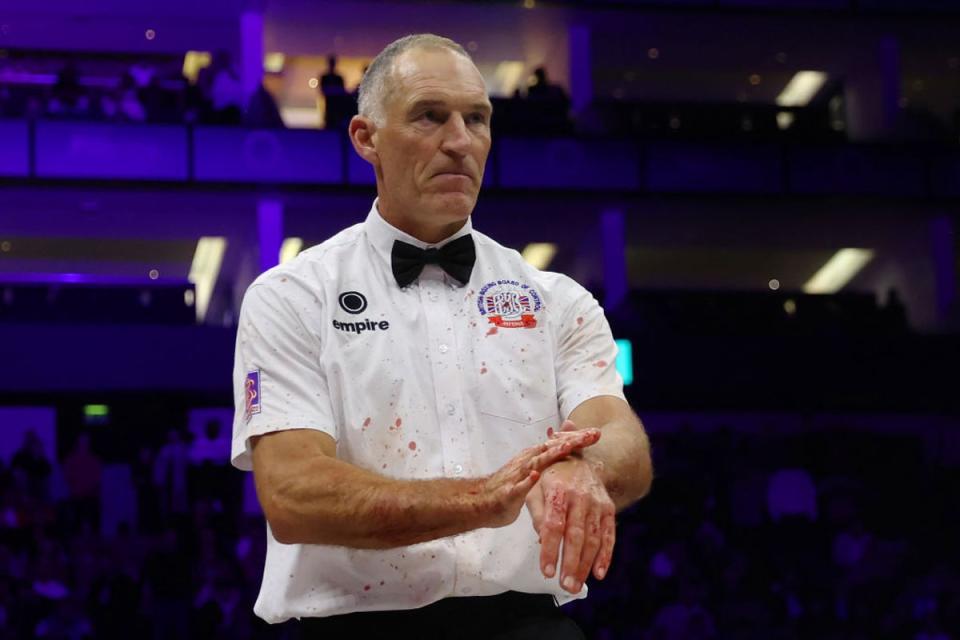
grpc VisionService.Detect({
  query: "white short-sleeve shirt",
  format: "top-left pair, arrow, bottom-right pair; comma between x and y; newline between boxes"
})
231,201 -> 626,623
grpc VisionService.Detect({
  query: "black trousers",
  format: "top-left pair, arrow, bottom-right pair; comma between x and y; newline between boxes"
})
299,591 -> 587,640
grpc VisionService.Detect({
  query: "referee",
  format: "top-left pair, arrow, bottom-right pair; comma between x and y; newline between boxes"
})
231,33 -> 653,639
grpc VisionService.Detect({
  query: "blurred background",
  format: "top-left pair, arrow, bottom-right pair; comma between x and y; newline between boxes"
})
1,0 -> 959,638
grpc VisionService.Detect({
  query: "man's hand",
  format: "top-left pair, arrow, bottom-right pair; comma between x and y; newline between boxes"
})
525,420 -> 616,594
482,428 -> 601,529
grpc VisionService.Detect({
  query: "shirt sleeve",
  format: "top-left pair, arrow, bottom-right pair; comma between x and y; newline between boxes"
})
231,281 -> 337,471
554,279 -> 626,421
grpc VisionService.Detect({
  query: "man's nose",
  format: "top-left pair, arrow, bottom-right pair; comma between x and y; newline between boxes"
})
440,113 -> 471,156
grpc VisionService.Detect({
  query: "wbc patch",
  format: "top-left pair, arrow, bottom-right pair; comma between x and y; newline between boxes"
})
477,279 -> 543,329
244,370 -> 261,421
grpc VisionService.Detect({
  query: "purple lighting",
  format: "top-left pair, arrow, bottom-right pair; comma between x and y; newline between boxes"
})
0,272 -> 190,286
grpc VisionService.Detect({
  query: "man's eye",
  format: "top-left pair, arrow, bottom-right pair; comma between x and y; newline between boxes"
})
468,113 -> 488,125
420,110 -> 441,122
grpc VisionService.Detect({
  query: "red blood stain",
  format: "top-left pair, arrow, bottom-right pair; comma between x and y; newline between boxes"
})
576,317 -> 584,326
363,585 -> 371,591
486,326 -> 498,336
594,360 -> 607,368
382,463 -> 387,469
408,441 -> 417,451
395,417 -> 402,428
550,490 -> 566,510
379,581 -> 385,586
547,427 -> 554,437
480,367 -> 487,374
281,277 -> 288,283
363,417 -> 371,427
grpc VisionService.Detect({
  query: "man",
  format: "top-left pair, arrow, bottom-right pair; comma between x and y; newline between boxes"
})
231,34 -> 652,638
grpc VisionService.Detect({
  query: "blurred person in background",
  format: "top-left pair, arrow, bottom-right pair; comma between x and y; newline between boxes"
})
243,82 -> 285,128
318,53 -> 354,131
153,429 -> 189,521
61,433 -> 102,532
46,62 -> 92,119
11,430 -> 51,505
198,50 -> 242,125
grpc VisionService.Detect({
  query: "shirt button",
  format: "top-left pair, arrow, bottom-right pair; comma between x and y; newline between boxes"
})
446,403 -> 456,416
428,291 -> 439,301
438,343 -> 449,354
453,464 -> 463,475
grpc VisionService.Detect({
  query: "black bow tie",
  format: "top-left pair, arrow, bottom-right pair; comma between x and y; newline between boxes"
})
391,235 -> 476,288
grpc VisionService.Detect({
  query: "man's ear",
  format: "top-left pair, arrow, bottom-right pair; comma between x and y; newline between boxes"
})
349,115 -> 379,167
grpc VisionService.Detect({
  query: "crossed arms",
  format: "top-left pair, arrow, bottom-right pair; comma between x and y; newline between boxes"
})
251,394 -> 652,594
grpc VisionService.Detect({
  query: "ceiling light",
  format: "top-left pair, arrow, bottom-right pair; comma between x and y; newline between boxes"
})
279,107 -> 320,129
803,249 -> 874,294
521,243 -> 557,270
776,112 -> 795,130
188,237 -> 227,323
279,238 -> 304,264
264,52 -> 285,74
491,61 -> 526,96
182,51 -> 212,84
776,71 -> 828,107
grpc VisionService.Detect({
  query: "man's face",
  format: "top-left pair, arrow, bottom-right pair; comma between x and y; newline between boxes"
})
371,47 -> 492,237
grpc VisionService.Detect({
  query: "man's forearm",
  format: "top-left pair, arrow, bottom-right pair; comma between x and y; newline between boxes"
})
263,455 -> 491,548
577,418 -> 652,510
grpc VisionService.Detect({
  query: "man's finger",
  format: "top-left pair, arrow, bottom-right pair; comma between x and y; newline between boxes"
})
546,428 -> 600,451
530,433 -> 598,471
560,492 -> 587,594
513,469 -> 540,496
575,507 -> 602,587
525,483 -> 545,535
593,512 -> 616,580
538,486 -> 566,579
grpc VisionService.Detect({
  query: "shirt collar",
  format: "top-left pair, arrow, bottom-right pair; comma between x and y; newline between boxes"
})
364,198 -> 474,269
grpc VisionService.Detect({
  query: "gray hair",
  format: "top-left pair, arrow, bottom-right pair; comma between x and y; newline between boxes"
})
357,34 -> 472,126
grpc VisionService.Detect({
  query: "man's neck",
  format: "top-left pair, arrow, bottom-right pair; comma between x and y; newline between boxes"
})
376,201 -> 467,244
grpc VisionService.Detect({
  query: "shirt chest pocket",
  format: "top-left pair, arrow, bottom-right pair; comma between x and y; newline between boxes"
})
470,327 -> 559,426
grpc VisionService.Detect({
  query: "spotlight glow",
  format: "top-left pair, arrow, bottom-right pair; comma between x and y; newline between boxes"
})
521,243 -> 557,270
188,237 -> 227,322
279,238 -> 304,265
777,71 -> 828,107
803,249 -> 874,294
264,52 -> 285,73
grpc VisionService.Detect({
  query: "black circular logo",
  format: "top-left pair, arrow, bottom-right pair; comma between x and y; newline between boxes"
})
338,291 -> 367,315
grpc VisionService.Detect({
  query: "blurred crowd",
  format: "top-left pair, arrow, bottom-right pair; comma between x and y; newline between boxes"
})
1,415 -> 958,639
568,426 -> 960,640
0,51 -> 283,129
0,421 -> 279,640
2,47 -> 960,142
0,51 -> 575,135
